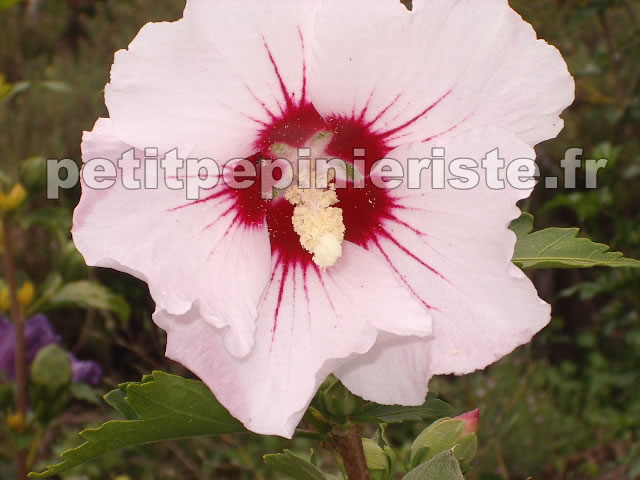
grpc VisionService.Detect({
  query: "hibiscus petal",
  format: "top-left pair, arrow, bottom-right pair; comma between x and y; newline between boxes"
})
72,118 -> 272,358
368,125 -> 551,376
156,241 -> 431,437
105,0 -> 319,160
310,0 -> 574,148
335,334 -> 433,406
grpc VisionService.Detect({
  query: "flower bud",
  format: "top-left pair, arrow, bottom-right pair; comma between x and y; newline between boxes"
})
17,281 -> 35,307
410,409 -> 480,468
451,431 -> 477,468
362,439 -> 391,480
317,376 -> 364,420
19,156 -> 48,193
31,344 -> 72,393
454,409 -> 479,435
30,344 -> 72,423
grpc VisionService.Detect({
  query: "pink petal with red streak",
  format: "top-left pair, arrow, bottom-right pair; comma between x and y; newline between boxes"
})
156,241 -> 431,437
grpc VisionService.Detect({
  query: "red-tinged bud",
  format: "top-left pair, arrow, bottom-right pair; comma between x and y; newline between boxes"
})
454,409 -> 479,435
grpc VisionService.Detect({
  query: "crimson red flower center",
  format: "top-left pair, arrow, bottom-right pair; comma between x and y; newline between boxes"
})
230,102 -> 395,268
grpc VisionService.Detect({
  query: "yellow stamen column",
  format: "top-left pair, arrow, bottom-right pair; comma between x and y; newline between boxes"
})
271,132 -> 347,269
285,185 -> 345,268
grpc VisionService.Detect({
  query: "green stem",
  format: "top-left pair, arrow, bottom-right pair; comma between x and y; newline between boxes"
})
332,450 -> 349,479
294,429 -> 328,441
329,424 -> 371,480
492,441 -> 509,480
26,426 -> 44,471
1,216 -> 28,480
597,11 -> 625,104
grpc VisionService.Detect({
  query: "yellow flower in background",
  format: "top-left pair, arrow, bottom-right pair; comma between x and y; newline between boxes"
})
0,282 -> 35,310
18,281 -> 35,307
6,412 -> 25,431
0,286 -> 9,312
0,183 -> 27,212
0,74 -> 11,99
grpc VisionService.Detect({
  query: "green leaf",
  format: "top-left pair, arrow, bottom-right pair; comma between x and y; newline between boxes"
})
403,451 -> 464,480
354,397 -> 455,424
0,80 -> 30,106
25,273 -> 64,316
511,213 -> 640,269
362,438 -> 392,479
103,387 -> 139,421
20,206 -> 72,234
371,424 -> 397,473
8,429 -> 33,451
509,213 -> 536,237
263,450 -> 326,480
0,0 -> 23,10
410,419 -> 464,467
55,242 -> 90,281
30,371 -> 245,478
69,383 -> 101,406
38,80 -> 73,93
39,280 -> 130,322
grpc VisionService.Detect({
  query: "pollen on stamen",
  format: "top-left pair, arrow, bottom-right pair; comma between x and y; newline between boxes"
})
286,186 -> 345,268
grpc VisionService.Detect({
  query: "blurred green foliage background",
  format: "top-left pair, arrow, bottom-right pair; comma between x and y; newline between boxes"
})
1,0 -> 639,479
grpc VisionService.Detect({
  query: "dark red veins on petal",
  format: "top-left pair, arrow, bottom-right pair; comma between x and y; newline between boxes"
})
263,37 -> 294,113
365,93 -> 402,128
178,97 -> 448,273
297,27 -> 308,103
168,42 -> 452,337
381,89 -> 452,141
337,179 -> 448,283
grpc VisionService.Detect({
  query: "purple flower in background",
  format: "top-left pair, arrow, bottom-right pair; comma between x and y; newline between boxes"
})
25,315 -> 62,363
0,315 -> 60,378
0,315 -> 102,385
69,355 -> 103,386
0,317 -> 14,374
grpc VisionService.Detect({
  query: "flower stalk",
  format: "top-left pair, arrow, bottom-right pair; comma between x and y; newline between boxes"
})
1,216 -> 28,480
329,424 -> 372,480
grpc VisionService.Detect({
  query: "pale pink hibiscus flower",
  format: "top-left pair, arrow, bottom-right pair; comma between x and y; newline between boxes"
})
72,0 -> 574,436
